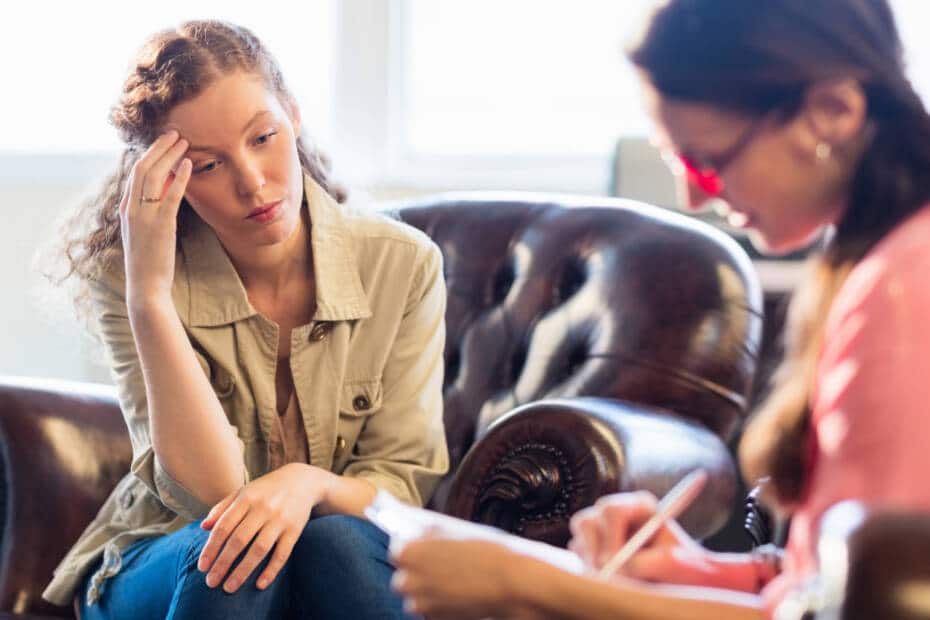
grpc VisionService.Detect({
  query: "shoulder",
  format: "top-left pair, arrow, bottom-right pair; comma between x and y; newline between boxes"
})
807,208 -> 930,514
86,249 -> 127,300
338,201 -> 442,273
828,204 -> 930,332
340,201 -> 434,247
815,204 -> 930,420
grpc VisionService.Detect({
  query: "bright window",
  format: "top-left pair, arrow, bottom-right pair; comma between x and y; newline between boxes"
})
396,0 -> 930,162
892,1 -> 930,97
400,0 -> 658,159
0,1 -> 335,153
5,0 -> 930,178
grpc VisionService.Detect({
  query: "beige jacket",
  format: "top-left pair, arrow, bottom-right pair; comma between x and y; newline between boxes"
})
43,176 -> 449,606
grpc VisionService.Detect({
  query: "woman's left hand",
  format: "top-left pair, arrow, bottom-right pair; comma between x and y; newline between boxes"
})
197,463 -> 334,593
391,536 -> 541,620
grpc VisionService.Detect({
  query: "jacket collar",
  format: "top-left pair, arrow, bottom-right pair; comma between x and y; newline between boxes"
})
177,174 -> 372,328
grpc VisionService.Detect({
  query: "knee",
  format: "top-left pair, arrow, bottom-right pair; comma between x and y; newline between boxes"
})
290,516 -> 404,617
293,515 -> 389,573
174,521 -> 212,572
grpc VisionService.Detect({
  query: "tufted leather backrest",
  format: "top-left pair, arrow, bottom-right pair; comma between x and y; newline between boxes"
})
393,194 -> 763,509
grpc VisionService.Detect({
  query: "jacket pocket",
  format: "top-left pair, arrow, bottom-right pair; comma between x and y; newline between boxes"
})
334,379 -> 383,469
338,379 -> 383,418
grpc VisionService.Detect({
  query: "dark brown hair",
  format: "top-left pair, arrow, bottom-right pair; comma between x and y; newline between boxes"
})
629,0 -> 930,506
49,20 -> 345,307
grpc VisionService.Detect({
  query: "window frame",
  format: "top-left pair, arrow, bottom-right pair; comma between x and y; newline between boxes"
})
330,0 -> 616,195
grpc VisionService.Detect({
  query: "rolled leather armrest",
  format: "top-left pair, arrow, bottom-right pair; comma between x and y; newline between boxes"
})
812,501 -> 930,620
0,377 -> 129,617
442,397 -> 737,547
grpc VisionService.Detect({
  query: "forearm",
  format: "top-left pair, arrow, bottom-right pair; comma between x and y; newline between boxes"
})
129,298 -> 245,504
509,554 -> 766,620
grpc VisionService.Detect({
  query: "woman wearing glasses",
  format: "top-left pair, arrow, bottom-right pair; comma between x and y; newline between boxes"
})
392,1 -> 930,618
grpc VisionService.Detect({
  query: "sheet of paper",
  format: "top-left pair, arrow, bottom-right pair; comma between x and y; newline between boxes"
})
365,490 -> 586,575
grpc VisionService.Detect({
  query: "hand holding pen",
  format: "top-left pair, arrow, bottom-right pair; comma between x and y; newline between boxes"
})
568,470 -> 709,583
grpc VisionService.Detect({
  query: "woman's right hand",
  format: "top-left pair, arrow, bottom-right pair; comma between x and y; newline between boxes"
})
119,130 -> 192,308
568,491 -> 715,586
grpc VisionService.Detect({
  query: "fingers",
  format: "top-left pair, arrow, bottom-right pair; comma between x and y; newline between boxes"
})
392,569 -> 466,620
390,537 -> 427,567
568,506 -> 602,567
197,496 -> 248,574
255,528 -> 300,590
141,137 -> 189,203
566,536 -> 586,561
596,499 -> 654,566
392,541 -> 489,620
392,565 -> 428,617
118,164 -> 138,218
123,130 -> 188,214
568,491 -> 658,570
201,493 -> 236,531
161,158 -> 192,215
221,523 -> 282,593
203,509 -> 263,588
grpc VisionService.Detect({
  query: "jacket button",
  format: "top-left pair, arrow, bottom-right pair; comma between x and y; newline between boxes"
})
334,435 -> 347,457
120,490 -> 135,511
309,323 -> 331,342
352,395 -> 370,411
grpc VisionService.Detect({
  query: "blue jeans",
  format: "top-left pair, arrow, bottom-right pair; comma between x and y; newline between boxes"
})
79,515 -> 412,619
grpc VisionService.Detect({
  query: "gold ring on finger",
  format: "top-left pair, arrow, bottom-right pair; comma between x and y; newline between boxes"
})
140,196 -> 161,204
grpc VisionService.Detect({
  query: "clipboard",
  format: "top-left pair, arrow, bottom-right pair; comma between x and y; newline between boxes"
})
365,490 -> 585,575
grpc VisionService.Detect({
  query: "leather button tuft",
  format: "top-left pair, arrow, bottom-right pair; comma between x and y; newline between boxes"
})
352,395 -> 371,411
309,323 -> 331,342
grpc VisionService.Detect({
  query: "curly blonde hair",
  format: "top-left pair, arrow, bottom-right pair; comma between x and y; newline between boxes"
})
48,20 -> 345,314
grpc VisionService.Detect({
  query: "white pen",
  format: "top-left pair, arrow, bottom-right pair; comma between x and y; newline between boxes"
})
596,469 -> 709,580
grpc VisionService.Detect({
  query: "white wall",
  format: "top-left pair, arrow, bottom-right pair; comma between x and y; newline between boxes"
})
1,154 -> 116,384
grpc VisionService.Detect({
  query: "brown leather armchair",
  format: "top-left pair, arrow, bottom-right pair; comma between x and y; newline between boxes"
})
0,193 -> 762,617
771,501 -> 930,620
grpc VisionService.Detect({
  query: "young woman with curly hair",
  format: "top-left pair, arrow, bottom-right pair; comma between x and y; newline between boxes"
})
42,20 -> 447,620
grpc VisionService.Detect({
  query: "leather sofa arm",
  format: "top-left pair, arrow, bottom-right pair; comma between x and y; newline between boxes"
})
803,501 -> 930,620
442,397 -> 737,547
0,377 -> 129,617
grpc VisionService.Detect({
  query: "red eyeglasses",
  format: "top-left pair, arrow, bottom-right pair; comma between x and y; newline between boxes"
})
672,114 -> 770,197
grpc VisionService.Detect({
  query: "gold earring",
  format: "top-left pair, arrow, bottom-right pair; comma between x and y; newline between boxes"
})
816,142 -> 832,161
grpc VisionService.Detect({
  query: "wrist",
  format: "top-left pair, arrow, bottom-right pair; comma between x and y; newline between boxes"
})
299,465 -> 337,506
749,544 -> 783,590
694,550 -> 777,593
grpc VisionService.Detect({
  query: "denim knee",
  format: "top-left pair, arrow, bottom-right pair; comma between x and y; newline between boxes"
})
290,515 -> 407,619
293,515 -> 391,570
173,521 -> 213,576
168,521 -> 293,620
